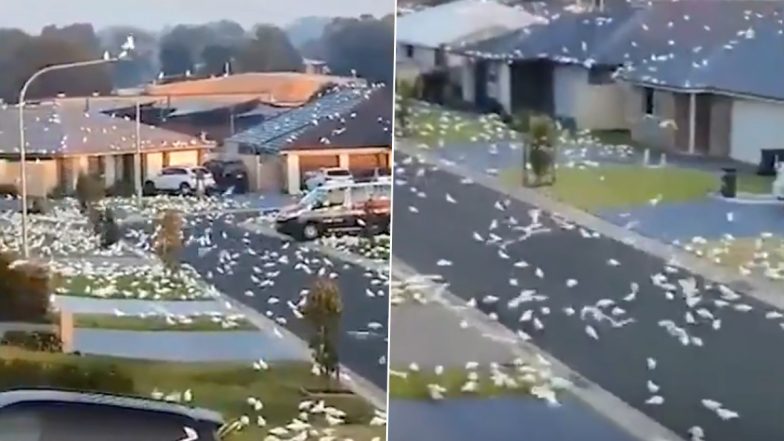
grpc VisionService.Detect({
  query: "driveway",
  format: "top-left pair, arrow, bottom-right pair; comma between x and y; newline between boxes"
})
599,198 -> 784,242
392,152 -> 784,441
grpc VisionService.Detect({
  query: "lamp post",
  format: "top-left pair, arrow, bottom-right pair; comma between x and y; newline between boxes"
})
18,42 -> 134,258
135,100 -> 143,202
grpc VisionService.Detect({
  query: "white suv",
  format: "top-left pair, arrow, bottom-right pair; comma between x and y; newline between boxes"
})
144,166 -> 216,195
304,168 -> 354,191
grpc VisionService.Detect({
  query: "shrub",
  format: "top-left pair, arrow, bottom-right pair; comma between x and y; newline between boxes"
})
300,278 -> 343,387
527,115 -> 557,184
75,173 -> 104,212
1,331 -> 62,352
154,210 -> 184,274
100,208 -> 121,248
0,183 -> 18,197
30,197 -> 50,215
107,180 -> 135,197
0,358 -> 135,394
0,253 -> 51,323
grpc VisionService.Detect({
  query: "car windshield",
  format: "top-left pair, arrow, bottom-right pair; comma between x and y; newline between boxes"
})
326,170 -> 351,177
297,187 -> 327,208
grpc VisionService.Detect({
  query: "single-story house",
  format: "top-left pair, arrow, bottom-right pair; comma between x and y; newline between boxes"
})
458,0 -> 784,165
224,84 -> 392,194
0,102 -> 213,197
395,0 -> 543,90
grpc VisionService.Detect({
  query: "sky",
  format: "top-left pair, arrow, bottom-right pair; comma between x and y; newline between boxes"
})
0,0 -> 395,33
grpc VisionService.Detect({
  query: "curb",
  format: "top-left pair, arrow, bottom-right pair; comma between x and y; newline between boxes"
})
397,141 -> 784,311
391,257 -> 685,441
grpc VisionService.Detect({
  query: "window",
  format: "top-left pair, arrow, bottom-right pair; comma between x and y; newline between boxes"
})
325,188 -> 346,207
405,44 -> 414,58
326,169 -> 351,177
162,167 -> 186,175
87,156 -> 105,176
643,87 -> 655,115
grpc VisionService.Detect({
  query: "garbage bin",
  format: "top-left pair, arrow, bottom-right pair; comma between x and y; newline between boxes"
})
720,167 -> 737,198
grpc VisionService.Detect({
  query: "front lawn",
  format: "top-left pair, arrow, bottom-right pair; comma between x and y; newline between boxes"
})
53,264 -> 213,301
404,102 -> 518,146
0,346 -> 378,438
74,313 -> 256,331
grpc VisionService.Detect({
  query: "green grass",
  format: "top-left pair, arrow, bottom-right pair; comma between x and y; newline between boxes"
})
501,163 -> 775,211
0,346 -> 377,433
388,367 -> 538,400
54,266 -> 211,301
74,313 -> 257,332
403,102 -> 518,146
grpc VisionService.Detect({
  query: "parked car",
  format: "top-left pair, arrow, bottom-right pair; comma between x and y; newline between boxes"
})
303,168 -> 354,191
276,181 -> 391,241
203,159 -> 249,193
143,166 -> 216,195
354,167 -> 392,184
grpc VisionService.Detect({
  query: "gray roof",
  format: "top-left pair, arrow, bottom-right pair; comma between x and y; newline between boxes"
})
226,85 -> 381,153
0,389 -> 223,426
0,103 -> 210,157
396,0 -> 544,48
236,103 -> 289,118
461,1 -> 784,100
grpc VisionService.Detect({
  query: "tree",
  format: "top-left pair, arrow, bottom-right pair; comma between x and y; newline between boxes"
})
526,115 -> 557,186
100,208 -> 121,249
154,210 -> 184,275
200,44 -> 234,76
318,16 -> 394,84
235,25 -> 304,73
159,40 -> 194,76
75,173 -> 104,213
300,278 -> 343,387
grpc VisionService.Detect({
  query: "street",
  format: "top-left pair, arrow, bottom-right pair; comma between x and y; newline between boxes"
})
123,212 -> 389,389
392,152 -> 784,441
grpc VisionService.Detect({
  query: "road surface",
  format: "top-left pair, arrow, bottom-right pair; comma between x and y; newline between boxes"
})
392,153 -> 784,441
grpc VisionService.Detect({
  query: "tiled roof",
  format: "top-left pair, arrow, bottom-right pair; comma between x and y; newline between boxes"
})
227,84 -> 387,153
0,102 -> 211,157
283,87 -> 392,151
461,1 -> 784,100
396,0 -> 544,48
143,72 -> 366,105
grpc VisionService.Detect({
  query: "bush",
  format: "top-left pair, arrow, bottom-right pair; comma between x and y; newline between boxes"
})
75,173 -> 104,212
1,331 -> 62,352
0,183 -> 18,197
0,253 -> 51,323
107,180 -> 135,197
100,208 -> 121,248
0,358 -> 135,394
30,197 -> 50,215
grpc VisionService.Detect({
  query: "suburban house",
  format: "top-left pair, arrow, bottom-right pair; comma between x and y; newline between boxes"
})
458,0 -> 784,166
396,0 -> 543,101
224,84 -> 392,194
0,102 -> 213,197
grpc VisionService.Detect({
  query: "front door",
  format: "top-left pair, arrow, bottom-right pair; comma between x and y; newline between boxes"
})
474,60 -> 489,109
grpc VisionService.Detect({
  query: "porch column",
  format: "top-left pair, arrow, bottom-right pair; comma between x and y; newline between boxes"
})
339,153 -> 350,169
461,60 -> 475,103
688,93 -> 696,154
286,154 -> 300,195
498,62 -> 513,114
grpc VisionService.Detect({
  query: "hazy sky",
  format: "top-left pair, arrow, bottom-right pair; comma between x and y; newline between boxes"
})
0,0 -> 395,33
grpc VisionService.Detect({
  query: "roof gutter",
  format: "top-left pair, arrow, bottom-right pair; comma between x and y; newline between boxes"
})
618,77 -> 784,105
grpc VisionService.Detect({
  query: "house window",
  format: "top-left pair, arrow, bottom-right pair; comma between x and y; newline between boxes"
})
405,44 -> 414,58
588,67 -> 614,85
87,156 -> 105,177
643,87 -> 655,115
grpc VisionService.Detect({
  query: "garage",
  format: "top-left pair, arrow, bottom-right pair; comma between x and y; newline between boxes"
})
298,154 -> 340,177
349,152 -> 389,171
730,98 -> 784,165
167,150 -> 199,167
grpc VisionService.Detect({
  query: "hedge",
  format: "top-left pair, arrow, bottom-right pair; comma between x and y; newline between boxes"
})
0,357 -> 135,394
1,331 -> 62,352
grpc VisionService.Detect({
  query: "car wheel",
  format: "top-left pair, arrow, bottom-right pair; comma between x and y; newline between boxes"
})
301,223 -> 321,241
143,181 -> 156,196
179,182 -> 192,195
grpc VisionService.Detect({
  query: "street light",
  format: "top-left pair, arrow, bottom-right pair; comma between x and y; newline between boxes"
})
18,37 -> 134,258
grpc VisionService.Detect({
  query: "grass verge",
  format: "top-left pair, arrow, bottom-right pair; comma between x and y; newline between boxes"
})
73,313 -> 256,332
684,236 -> 784,281
406,103 -> 518,146
388,367 -> 537,400
0,346 -> 377,431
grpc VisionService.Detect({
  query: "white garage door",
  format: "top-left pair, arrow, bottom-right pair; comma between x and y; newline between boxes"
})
730,99 -> 784,165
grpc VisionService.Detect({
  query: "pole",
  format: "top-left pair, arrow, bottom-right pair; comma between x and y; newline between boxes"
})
17,58 -> 122,258
135,100 -> 143,202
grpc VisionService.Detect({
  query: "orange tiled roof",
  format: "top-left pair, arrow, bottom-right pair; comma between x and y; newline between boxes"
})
143,72 -> 364,105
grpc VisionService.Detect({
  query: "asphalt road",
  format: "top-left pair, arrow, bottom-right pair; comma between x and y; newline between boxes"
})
124,212 -> 389,389
392,154 -> 784,441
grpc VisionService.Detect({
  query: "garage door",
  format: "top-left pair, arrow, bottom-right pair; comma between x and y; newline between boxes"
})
730,99 -> 784,164
349,153 -> 388,171
298,154 -> 339,177
167,150 -> 199,166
